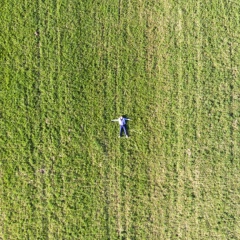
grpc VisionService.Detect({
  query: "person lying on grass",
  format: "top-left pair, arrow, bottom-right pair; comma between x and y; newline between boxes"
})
111,116 -> 131,138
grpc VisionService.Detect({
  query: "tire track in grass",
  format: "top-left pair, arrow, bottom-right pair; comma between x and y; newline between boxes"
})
102,1 -> 144,237
25,0 -> 44,237
106,1 -> 141,238
37,0 -> 66,237
143,2 -> 176,237
118,2 -> 140,236
226,3 -> 240,237
193,1 -> 203,237
167,3 -> 197,238
183,4 -> 203,238
141,3 -> 169,238
100,4 -> 122,237
118,2 -> 148,238
0,1 -> 12,238
37,1 -> 51,237
46,0 -> 65,238
169,4 -> 185,238
155,1 -> 178,236
82,2 -> 124,238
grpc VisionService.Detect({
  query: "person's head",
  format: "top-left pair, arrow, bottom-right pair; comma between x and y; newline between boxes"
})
120,116 -> 123,120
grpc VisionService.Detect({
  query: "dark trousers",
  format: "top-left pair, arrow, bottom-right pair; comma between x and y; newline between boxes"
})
119,125 -> 127,136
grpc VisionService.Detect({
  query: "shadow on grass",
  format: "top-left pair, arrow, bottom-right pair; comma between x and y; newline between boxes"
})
122,114 -> 131,137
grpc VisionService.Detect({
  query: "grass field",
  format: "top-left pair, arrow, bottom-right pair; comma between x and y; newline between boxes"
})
1,0 -> 240,239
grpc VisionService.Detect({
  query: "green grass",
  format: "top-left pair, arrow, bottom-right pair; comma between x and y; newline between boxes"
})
1,0 -> 240,239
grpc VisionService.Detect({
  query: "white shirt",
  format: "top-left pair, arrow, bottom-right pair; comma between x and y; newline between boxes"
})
119,118 -> 126,126
112,117 -> 130,126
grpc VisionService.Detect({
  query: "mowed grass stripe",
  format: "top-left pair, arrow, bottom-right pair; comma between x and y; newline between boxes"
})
100,2 -> 148,238
197,2 -> 239,238
170,1 -> 240,239
1,0 -> 44,238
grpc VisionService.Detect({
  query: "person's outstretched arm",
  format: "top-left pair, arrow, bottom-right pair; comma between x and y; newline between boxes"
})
111,119 -> 119,122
